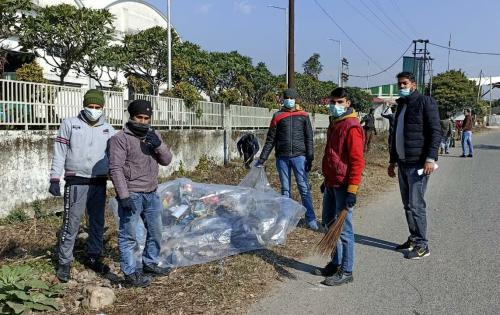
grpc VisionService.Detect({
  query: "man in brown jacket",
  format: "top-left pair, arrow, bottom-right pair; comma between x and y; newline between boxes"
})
460,108 -> 474,158
108,99 -> 172,287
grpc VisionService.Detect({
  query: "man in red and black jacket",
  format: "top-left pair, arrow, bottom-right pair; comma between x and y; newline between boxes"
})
256,89 -> 318,230
313,87 -> 365,286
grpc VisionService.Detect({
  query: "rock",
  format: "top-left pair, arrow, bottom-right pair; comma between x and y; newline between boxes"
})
81,286 -> 115,310
77,232 -> 89,241
67,280 -> 79,288
76,270 -> 97,283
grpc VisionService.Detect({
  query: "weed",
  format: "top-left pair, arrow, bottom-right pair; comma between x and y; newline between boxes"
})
4,209 -> 29,224
178,161 -> 187,177
195,154 -> 216,173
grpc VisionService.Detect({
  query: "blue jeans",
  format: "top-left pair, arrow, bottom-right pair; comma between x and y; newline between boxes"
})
322,186 -> 354,273
276,156 -> 316,223
440,136 -> 450,153
398,164 -> 429,248
118,192 -> 163,275
461,131 -> 473,155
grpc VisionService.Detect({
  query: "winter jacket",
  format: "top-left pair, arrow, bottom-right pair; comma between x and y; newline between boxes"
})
322,110 -> 365,194
462,114 -> 473,131
237,134 -> 260,157
50,112 -> 115,183
108,126 -> 172,199
440,119 -> 453,137
361,114 -> 376,132
259,107 -> 314,161
390,91 -> 441,165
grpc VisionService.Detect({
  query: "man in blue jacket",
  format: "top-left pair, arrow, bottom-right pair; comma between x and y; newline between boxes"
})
388,72 -> 441,260
237,133 -> 260,169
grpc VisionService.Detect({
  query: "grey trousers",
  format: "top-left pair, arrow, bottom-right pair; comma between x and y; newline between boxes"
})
58,184 -> 106,265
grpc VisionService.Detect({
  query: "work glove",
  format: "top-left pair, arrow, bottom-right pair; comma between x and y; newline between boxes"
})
320,182 -> 325,194
254,159 -> 265,168
345,192 -> 357,208
145,131 -> 162,149
305,160 -> 313,172
49,180 -> 61,197
119,197 -> 134,212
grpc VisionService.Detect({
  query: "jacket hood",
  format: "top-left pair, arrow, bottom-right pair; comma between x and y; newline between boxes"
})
332,108 -> 358,123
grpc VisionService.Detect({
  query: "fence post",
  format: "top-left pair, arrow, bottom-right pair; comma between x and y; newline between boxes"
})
223,103 -> 232,166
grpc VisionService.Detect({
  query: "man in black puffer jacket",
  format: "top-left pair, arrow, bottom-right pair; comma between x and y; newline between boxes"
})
388,72 -> 441,260
256,89 -> 318,230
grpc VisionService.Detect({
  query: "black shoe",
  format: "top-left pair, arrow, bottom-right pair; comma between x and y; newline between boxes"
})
124,272 -> 151,288
83,256 -> 110,274
460,154 -> 466,158
406,246 -> 430,260
143,264 -> 171,277
56,264 -> 71,283
321,270 -> 353,286
312,262 -> 339,277
395,239 -> 414,252
467,154 -> 473,158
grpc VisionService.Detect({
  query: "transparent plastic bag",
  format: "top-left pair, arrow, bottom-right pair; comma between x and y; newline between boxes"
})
110,170 -> 305,268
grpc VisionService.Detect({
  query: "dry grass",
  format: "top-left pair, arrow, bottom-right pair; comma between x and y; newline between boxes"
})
0,134 -> 395,315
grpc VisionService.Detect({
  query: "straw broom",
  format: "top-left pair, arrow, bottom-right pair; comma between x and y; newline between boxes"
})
316,208 -> 348,256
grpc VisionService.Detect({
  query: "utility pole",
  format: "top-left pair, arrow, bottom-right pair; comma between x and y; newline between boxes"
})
490,76 -> 493,119
412,40 -> 417,75
447,33 -> 451,71
328,38 -> 341,86
167,0 -> 172,90
422,39 -> 428,94
341,58 -> 349,87
288,0 -> 295,88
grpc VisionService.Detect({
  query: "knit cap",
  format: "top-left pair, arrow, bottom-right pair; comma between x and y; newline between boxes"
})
83,89 -> 105,107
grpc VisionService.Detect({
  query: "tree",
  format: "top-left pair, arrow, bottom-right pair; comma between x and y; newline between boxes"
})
18,4 -> 115,85
303,53 -> 323,79
295,73 -> 336,105
15,60 -> 47,83
431,70 -> 478,117
249,62 -> 278,106
345,87 -> 373,113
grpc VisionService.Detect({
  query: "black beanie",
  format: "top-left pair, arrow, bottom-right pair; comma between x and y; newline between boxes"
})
128,99 -> 153,117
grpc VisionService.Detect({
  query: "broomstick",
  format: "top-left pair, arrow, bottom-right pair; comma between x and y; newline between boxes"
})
316,208 -> 349,256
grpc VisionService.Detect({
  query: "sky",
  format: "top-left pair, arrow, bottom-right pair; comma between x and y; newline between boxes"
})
146,0 -> 500,88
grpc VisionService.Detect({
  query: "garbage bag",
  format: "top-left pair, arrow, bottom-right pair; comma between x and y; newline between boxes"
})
110,168 -> 305,268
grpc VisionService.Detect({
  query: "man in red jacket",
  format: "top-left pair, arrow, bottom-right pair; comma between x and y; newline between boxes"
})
313,87 -> 365,286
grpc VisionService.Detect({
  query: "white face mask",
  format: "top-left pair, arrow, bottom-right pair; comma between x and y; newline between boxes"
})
84,107 -> 103,121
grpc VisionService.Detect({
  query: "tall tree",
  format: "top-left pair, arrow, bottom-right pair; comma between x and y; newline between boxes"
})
302,53 -> 323,79
18,4 -> 115,85
431,70 -> 478,117
345,87 -> 373,113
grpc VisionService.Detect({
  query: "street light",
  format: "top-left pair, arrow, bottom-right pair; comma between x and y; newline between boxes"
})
167,0 -> 172,90
328,38 -> 342,87
268,5 -> 288,84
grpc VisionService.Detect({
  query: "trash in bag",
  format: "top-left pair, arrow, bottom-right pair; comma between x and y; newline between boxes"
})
110,167 -> 305,268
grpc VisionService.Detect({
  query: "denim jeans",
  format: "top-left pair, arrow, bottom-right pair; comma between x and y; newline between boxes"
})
118,192 -> 163,275
276,156 -> 316,223
462,131 -> 473,156
440,136 -> 450,153
397,164 -> 429,248
322,186 -> 354,273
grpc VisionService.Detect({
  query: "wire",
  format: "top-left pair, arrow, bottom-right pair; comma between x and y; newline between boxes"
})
358,0 -> 405,42
390,0 -> 419,37
368,0 -> 412,41
350,42 -> 413,78
428,42 -> 500,56
313,0 -> 383,70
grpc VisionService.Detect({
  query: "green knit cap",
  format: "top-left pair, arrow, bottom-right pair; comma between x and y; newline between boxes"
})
83,89 -> 105,107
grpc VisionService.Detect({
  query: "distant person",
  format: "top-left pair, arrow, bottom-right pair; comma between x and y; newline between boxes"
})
361,108 -> 377,152
450,118 -> 456,148
460,108 -> 474,158
49,89 -> 115,283
388,72 -> 441,260
237,133 -> 260,169
256,89 -> 318,230
313,87 -> 365,286
455,119 -> 462,142
439,114 -> 453,154
108,100 -> 173,288
381,104 -> 396,150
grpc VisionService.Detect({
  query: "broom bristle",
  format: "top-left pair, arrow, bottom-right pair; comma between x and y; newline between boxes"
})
316,209 -> 348,256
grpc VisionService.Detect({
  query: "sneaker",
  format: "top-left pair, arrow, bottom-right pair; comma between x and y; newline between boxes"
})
143,264 -> 171,277
460,154 -> 466,158
445,151 -> 450,154
406,246 -> 430,260
56,264 -> 71,283
124,272 -> 151,288
83,256 -> 110,274
312,262 -> 339,277
467,154 -> 473,158
321,270 -> 353,286
307,220 -> 319,231
395,239 -> 414,252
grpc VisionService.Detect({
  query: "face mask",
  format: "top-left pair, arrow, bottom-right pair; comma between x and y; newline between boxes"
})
283,99 -> 295,109
399,88 -> 411,97
329,104 -> 346,117
126,119 -> 151,138
84,108 -> 103,122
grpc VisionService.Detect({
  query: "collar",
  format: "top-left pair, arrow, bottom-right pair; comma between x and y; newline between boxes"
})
332,108 -> 358,123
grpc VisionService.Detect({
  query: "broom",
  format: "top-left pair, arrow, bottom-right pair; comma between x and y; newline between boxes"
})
316,208 -> 348,256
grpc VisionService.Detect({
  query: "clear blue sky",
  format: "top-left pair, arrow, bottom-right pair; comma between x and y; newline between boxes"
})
146,0 -> 500,88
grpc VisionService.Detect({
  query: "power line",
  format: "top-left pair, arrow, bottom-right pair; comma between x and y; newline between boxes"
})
390,0 -> 419,37
368,0 -> 412,41
313,0 -> 383,70
358,0 -> 406,42
428,42 -> 500,56
350,42 -> 413,78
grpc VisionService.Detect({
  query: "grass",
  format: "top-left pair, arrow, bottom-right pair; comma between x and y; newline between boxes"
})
0,134 -> 396,314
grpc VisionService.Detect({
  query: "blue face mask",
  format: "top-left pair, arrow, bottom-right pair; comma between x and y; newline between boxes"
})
399,88 -> 411,97
329,104 -> 346,117
84,107 -> 103,121
283,99 -> 295,109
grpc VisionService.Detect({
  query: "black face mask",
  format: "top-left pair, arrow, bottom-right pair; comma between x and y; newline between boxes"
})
126,120 -> 150,138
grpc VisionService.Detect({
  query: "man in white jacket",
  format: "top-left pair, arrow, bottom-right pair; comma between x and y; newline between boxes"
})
49,89 -> 115,282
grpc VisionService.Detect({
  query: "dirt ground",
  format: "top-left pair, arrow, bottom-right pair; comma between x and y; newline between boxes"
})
0,133 -> 395,314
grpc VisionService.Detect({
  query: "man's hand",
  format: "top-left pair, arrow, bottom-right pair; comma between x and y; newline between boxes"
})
145,131 -> 161,149
48,180 -> 61,197
119,198 -> 134,212
254,159 -> 265,168
388,163 -> 397,178
305,160 -> 313,172
423,161 -> 435,175
345,192 -> 357,208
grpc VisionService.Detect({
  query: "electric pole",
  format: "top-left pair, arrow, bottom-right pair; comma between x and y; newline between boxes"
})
447,33 -> 451,71
288,0 -> 295,89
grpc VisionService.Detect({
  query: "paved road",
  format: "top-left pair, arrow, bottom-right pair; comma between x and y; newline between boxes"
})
249,130 -> 500,315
